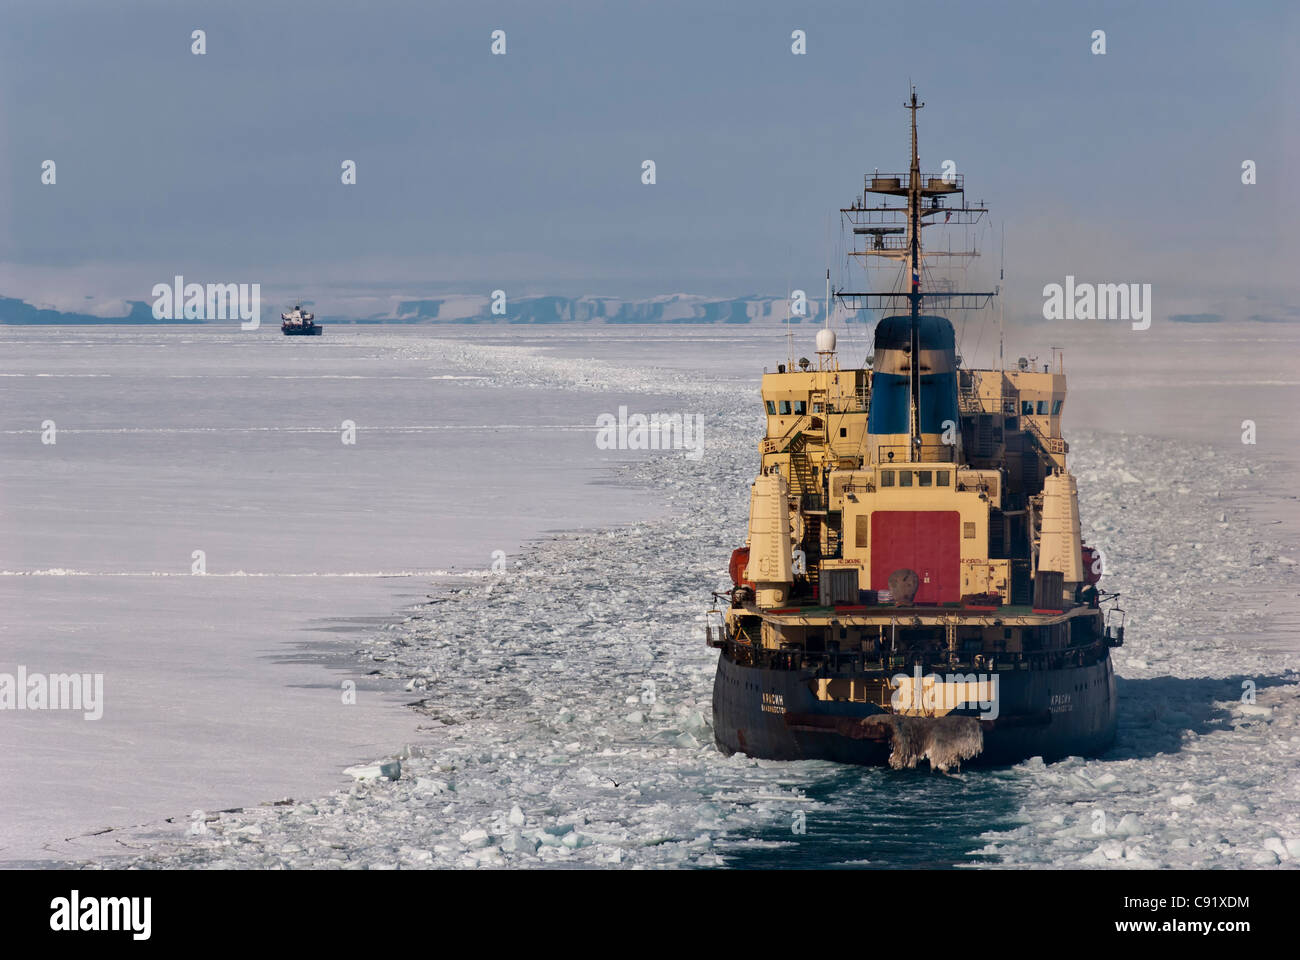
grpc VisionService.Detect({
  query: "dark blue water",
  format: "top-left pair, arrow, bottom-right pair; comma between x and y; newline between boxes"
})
718,765 -> 1025,869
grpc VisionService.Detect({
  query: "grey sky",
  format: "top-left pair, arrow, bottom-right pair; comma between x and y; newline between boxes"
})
1,0 -> 1296,320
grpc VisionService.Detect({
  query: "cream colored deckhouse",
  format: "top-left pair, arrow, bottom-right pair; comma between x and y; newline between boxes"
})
709,91 -> 1121,768
747,340 -> 1079,608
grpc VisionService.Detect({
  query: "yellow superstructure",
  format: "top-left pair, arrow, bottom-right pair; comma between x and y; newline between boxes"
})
747,348 -> 1084,610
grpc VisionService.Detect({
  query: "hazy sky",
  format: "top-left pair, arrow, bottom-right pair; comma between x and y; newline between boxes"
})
1,0 -> 1296,320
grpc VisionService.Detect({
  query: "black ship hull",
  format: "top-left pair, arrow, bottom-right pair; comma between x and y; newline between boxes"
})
712,649 -> 1116,767
281,325 -> 322,336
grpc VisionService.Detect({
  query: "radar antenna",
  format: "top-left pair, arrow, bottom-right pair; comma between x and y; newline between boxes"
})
834,89 -> 997,460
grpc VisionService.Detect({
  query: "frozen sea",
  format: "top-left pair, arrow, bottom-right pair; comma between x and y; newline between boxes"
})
1,319 -> 1297,869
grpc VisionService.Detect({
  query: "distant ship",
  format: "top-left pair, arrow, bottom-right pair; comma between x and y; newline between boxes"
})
280,304 -> 322,336
707,90 -> 1124,771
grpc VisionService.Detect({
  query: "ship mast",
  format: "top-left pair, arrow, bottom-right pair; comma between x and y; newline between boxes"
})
834,90 -> 998,452
906,89 -> 924,460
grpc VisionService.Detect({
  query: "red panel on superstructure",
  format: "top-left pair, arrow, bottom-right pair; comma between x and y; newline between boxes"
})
870,511 -> 961,604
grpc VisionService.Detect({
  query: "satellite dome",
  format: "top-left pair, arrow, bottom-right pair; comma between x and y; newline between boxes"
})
815,328 -> 837,354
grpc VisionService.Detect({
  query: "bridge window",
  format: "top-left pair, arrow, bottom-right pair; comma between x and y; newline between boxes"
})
899,471 -> 913,487
779,400 -> 792,415
765,401 -> 776,415
918,470 -> 932,487
1052,399 -> 1063,415
880,470 -> 895,487
794,400 -> 807,415
1036,400 -> 1048,415
1021,401 -> 1033,416
936,470 -> 950,486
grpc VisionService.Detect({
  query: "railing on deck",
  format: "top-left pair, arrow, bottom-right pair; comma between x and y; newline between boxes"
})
1023,416 -> 1068,455
875,444 -> 956,464
715,633 -> 1111,677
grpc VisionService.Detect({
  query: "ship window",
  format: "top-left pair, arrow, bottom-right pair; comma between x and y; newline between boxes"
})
1021,401 -> 1034,416
918,470 -> 932,487
1037,400 -> 1048,415
855,515 -> 869,548
880,470 -> 895,487
779,400 -> 792,415
1052,399 -> 1063,415
765,401 -> 776,415
839,427 -> 847,438
899,471 -> 913,487
813,403 -> 823,413
794,400 -> 807,415
936,470 -> 950,486
964,522 -> 976,539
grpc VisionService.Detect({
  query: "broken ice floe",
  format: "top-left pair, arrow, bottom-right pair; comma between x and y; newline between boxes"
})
107,342 -> 1300,870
